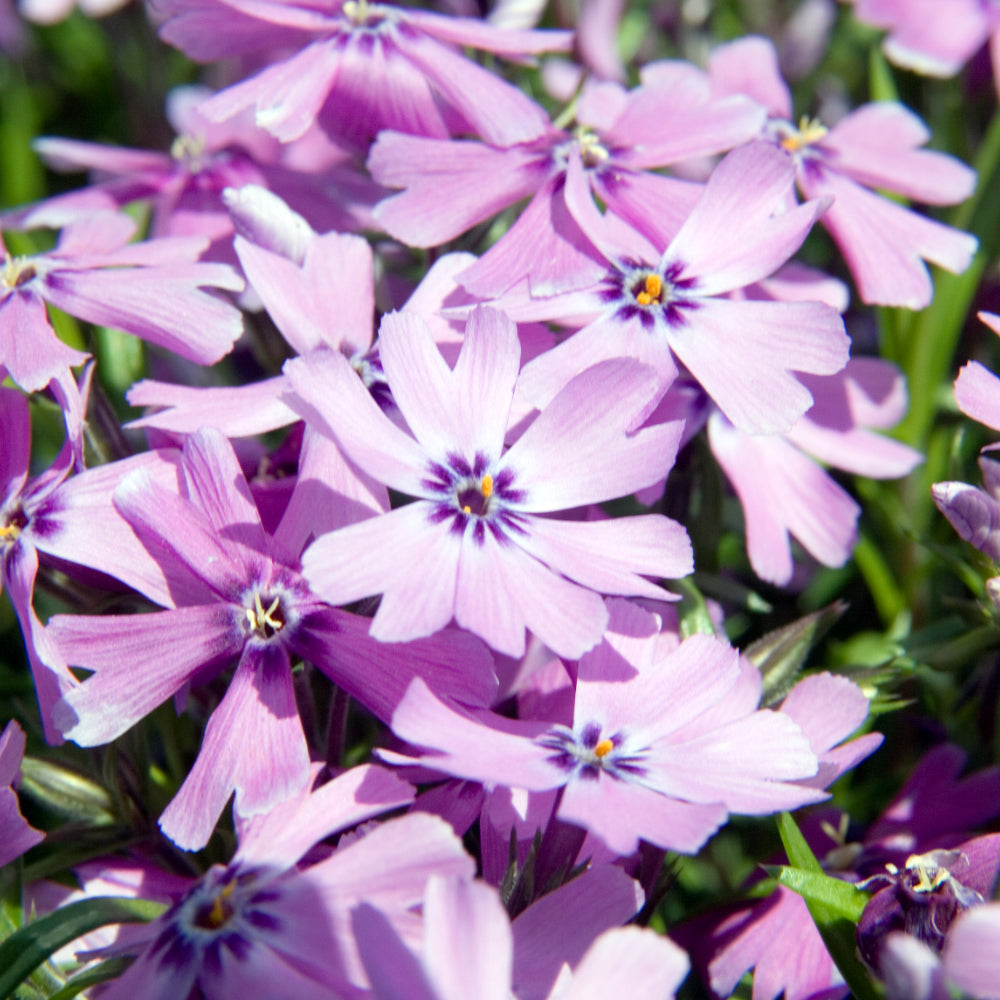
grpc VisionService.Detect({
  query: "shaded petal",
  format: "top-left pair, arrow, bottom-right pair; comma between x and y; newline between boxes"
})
955,357 -> 1000,431
159,643 -> 310,850
294,607 -> 497,719
822,102 -> 975,205
51,605 -> 239,744
0,290 -> 90,393
236,230 -> 373,355
369,132 -> 543,247
236,764 -> 415,869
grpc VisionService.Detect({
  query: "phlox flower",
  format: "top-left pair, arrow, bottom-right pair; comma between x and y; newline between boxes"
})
50,427 -> 495,850
0,212 -> 243,394
91,770 -> 476,1000
353,873 -> 690,1000
368,65 -> 764,297
697,358 -> 922,584
14,86 -> 379,259
503,141 -> 850,435
284,305 -> 692,659
153,0 -> 570,150
382,599 -> 827,858
683,744 -> 1000,1000
708,35 -> 977,308
845,0 -> 1000,88
19,0 -> 128,24
0,720 -> 44,867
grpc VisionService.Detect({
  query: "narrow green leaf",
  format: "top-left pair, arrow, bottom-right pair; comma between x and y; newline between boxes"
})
675,577 -> 716,639
48,957 -> 133,1000
0,896 -> 165,1000
767,865 -> 869,922
746,602 -> 846,705
776,814 -> 881,1000
868,46 -> 899,103
776,811 -> 822,873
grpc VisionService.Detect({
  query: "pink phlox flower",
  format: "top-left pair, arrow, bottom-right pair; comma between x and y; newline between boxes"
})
846,0 -> 1000,92
284,304 -> 692,659
152,0 -> 571,150
14,86 -> 379,263
0,720 -> 44,866
92,776 -> 466,1000
1,385 -> 89,741
683,743 -> 1000,1000
0,211 -> 244,394
953,311 -> 1000,433
49,427 -> 495,850
503,141 -> 849,435
369,65 -> 764,297
382,599 -> 825,858
708,35 -> 977,308
125,230 -> 495,440
705,358 -> 922,584
353,872 -> 689,1000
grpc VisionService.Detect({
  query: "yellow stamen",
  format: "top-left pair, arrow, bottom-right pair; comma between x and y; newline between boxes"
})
480,474 -> 493,498
204,881 -> 235,929
0,524 -> 19,541
463,505 -> 472,514
636,273 -> 662,307
779,115 -> 828,152
594,738 -> 614,759
2,255 -> 37,290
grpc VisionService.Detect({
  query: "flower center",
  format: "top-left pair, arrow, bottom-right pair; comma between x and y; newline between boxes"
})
2,255 -> 38,290
778,115 -> 828,153
0,507 -> 27,548
193,880 -> 236,931
538,722 -> 647,781
456,474 -> 493,516
575,127 -> 610,168
245,592 -> 285,640
170,133 -> 209,173
633,273 -> 664,307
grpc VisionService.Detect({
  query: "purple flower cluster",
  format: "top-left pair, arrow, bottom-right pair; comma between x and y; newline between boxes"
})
0,0 -> 994,997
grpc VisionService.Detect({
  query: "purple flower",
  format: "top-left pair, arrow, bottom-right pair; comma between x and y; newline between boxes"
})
93,772 -> 473,1000
153,0 -> 570,150
0,720 -> 44,867
709,35 -> 977,308
847,0 -> 1000,85
284,305 -> 691,659
856,834 -> 1000,975
353,872 -> 690,1000
383,599 -> 825,857
50,427 -> 495,849
505,142 -> 850,435
0,212 -> 244,393
369,67 -> 764,297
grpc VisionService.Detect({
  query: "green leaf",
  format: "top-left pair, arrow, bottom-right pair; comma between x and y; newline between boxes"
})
48,957 -> 134,1000
675,577 -> 716,639
746,602 -> 846,705
767,865 -> 869,922
0,896 -> 165,1000
19,757 -> 117,826
776,814 -> 881,1000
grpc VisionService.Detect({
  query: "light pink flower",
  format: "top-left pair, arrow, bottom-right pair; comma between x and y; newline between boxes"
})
284,306 -> 692,659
